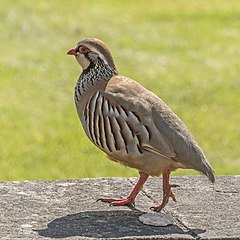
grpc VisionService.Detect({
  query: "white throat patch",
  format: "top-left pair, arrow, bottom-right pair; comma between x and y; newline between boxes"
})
76,53 -> 90,70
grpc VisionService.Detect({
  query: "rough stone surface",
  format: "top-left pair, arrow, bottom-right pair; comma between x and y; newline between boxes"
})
0,176 -> 239,239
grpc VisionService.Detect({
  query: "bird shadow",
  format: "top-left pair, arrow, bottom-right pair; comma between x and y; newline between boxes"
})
35,208 -> 205,238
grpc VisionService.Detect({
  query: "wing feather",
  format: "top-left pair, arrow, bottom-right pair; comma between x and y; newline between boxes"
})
103,75 -> 215,182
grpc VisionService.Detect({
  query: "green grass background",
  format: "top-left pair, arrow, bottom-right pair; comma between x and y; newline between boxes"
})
0,0 -> 239,181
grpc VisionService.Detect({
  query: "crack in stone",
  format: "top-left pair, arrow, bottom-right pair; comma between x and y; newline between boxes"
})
214,189 -> 238,194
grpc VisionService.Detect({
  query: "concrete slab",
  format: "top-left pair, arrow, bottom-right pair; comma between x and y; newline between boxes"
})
0,176 -> 239,239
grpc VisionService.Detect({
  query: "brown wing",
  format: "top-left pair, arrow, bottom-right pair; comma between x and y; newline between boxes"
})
103,75 -> 215,182
103,75 -> 177,160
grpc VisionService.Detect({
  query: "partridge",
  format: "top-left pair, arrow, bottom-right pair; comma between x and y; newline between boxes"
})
67,38 -> 215,211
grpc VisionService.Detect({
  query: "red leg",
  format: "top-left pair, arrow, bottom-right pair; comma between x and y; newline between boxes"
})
97,172 -> 149,206
151,170 -> 179,212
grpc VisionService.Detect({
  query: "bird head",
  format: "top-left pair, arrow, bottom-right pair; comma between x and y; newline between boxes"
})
67,38 -> 117,72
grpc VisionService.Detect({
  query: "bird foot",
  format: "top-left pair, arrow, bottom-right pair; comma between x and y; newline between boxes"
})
150,184 -> 180,212
97,172 -> 148,208
97,197 -> 135,206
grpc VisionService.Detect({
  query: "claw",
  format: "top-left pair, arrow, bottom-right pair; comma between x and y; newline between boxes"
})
150,205 -> 162,212
97,198 -> 122,203
150,206 -> 157,211
98,197 -> 134,206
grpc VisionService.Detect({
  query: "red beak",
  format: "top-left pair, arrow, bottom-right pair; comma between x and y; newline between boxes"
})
67,48 -> 77,56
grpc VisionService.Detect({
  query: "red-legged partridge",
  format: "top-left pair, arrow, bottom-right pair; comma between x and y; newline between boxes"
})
67,38 -> 215,211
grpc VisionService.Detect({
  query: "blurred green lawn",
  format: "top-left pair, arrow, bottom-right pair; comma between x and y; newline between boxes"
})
0,0 -> 240,181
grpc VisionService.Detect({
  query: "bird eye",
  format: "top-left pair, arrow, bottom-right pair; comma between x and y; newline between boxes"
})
79,46 -> 90,54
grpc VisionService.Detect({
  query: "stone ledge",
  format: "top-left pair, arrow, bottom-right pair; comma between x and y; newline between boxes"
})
0,176 -> 239,239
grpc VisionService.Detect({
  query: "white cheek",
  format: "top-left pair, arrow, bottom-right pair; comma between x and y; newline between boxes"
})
76,53 -> 90,70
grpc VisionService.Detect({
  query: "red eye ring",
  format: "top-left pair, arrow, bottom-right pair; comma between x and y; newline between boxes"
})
79,46 -> 90,54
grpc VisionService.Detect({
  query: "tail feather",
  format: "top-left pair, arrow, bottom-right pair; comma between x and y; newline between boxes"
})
201,159 -> 215,183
